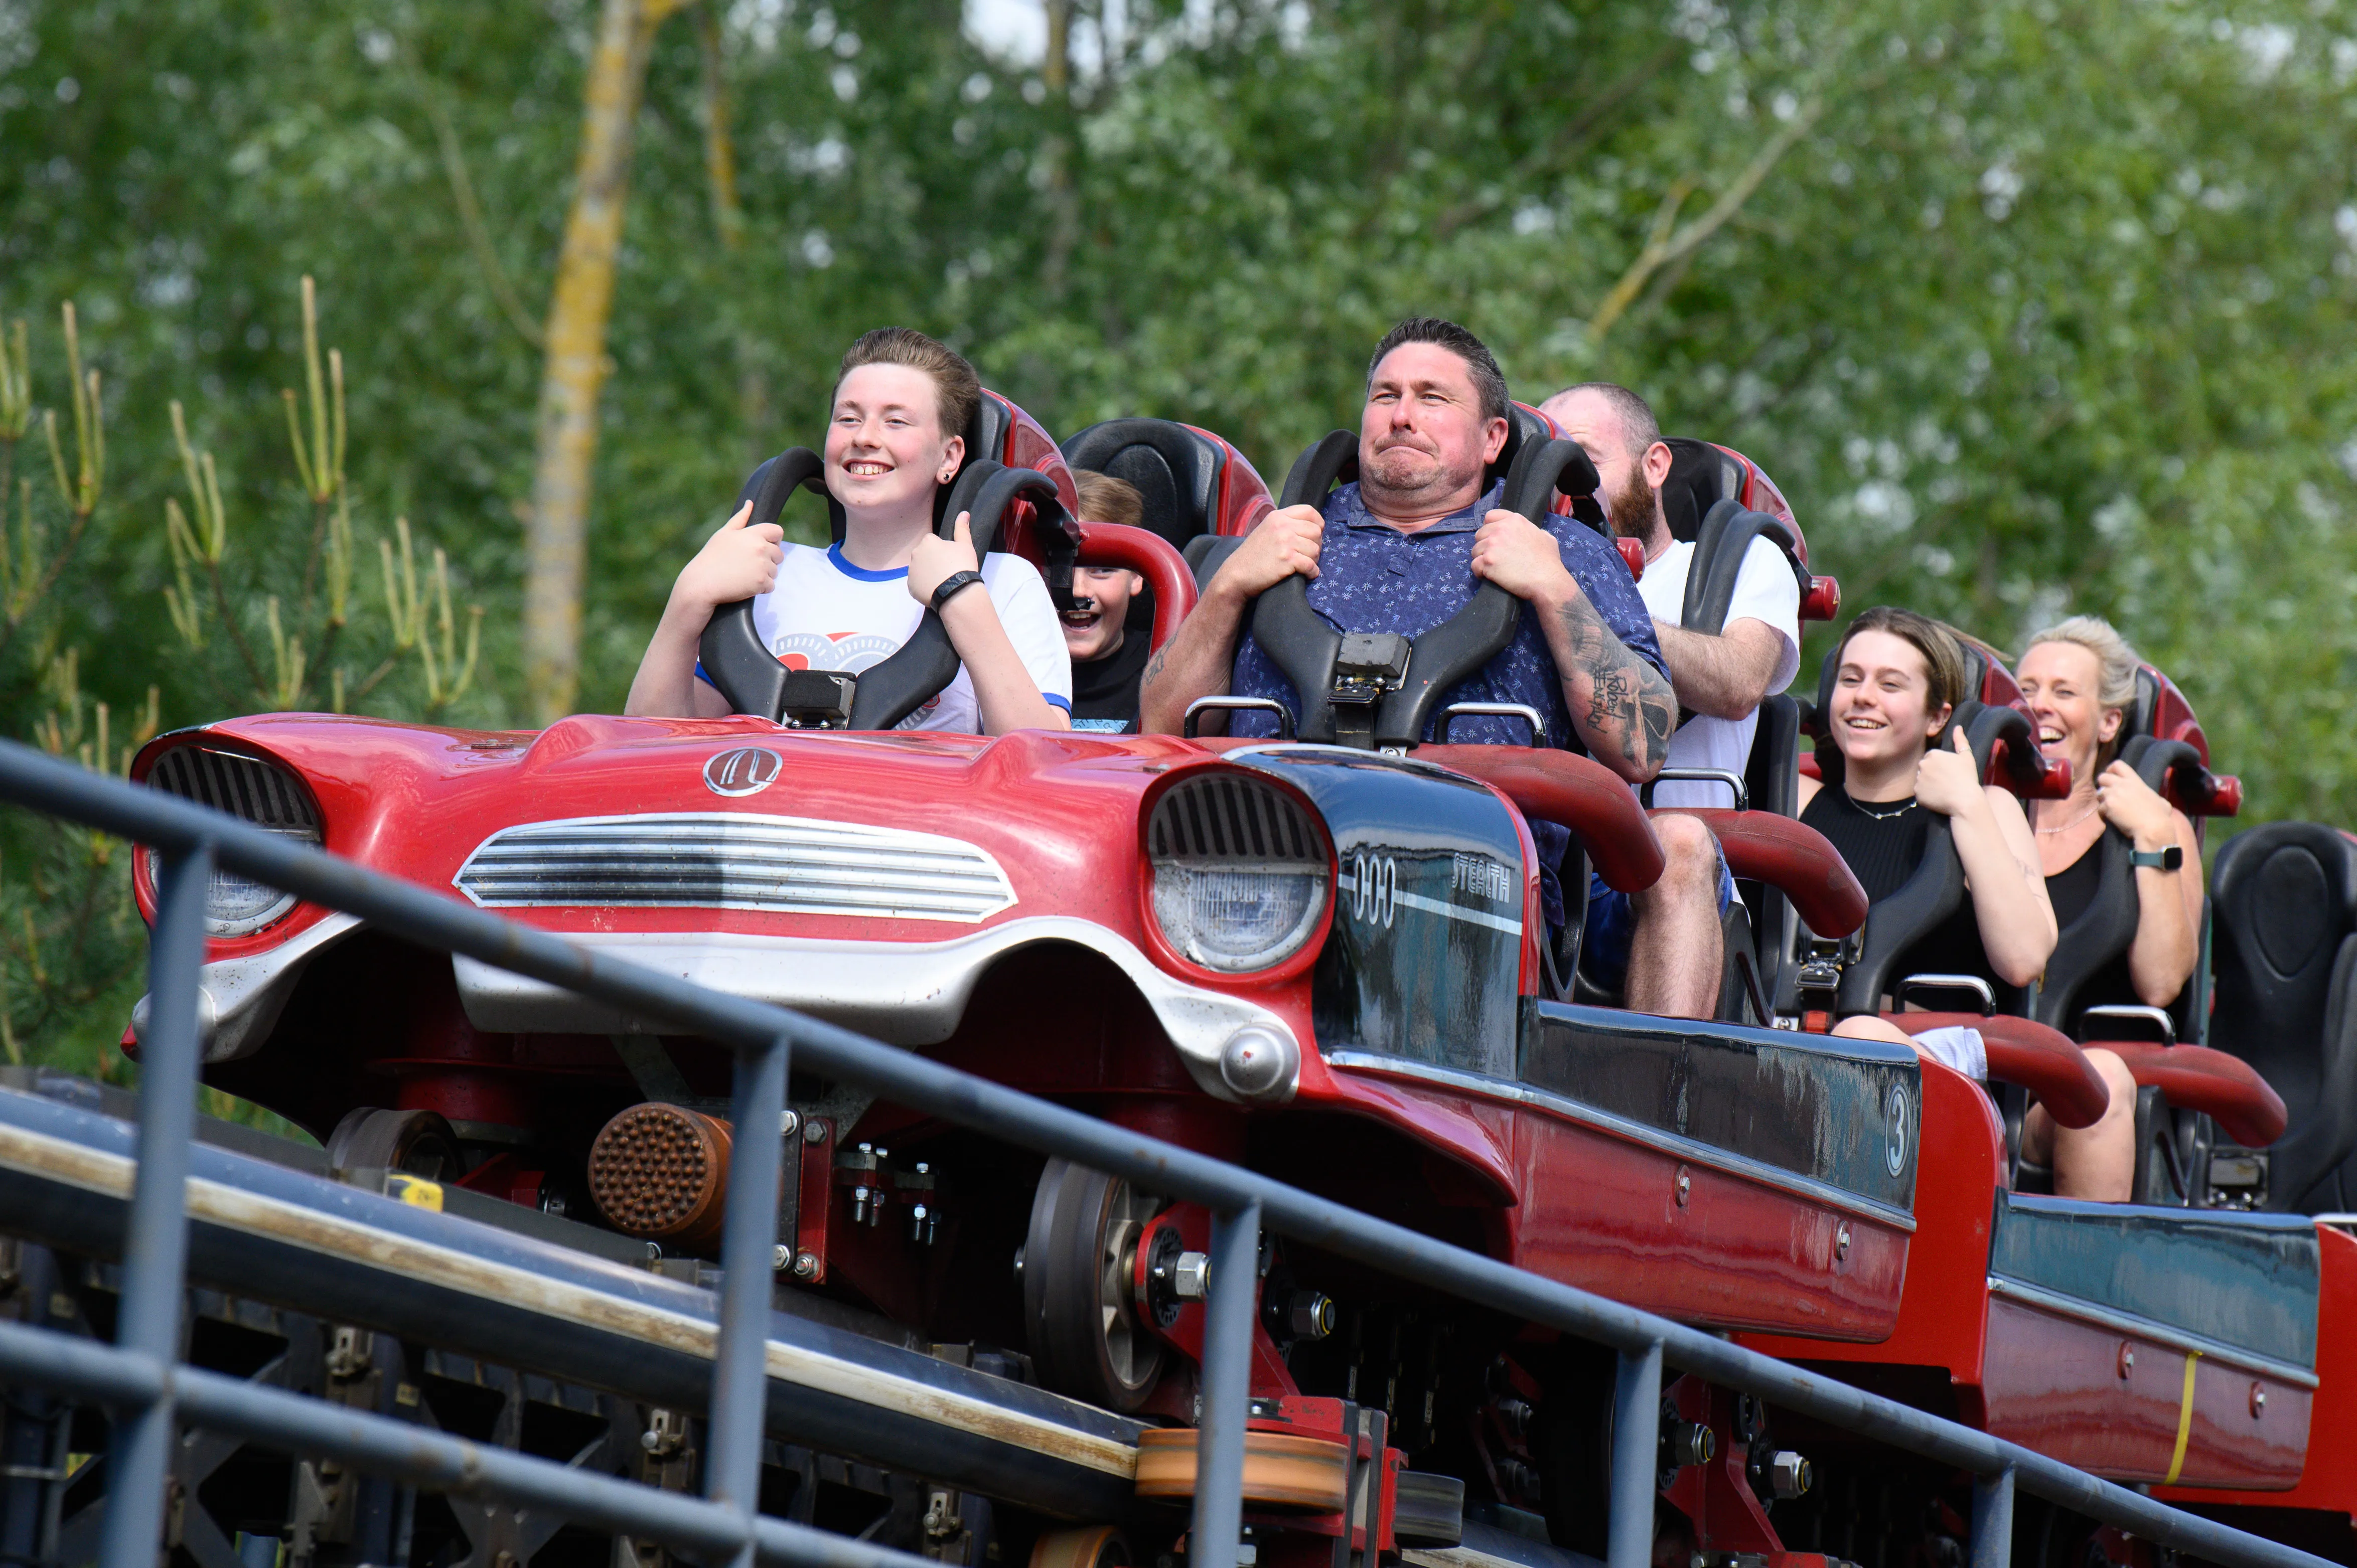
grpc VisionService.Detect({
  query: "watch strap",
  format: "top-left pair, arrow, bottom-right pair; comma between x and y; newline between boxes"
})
928,570 -> 985,615
2130,845 -> 2184,871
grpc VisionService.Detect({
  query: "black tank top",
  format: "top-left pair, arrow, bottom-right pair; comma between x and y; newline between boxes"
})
1801,787 -> 1992,990
2044,836 -> 2144,1029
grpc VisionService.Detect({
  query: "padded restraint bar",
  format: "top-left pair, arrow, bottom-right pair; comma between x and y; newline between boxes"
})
1665,808 -> 1868,937
1682,498 -> 1814,639
697,454 -> 1074,730
1415,745 -> 1664,893
1886,1011 -> 2113,1130
699,446 -> 826,727
1830,700 -> 2039,1015
1247,430 -> 1598,747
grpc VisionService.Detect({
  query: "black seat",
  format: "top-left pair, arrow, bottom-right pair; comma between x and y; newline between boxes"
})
1060,419 -> 1231,551
2208,823 -> 2357,1211
1660,437 -> 1751,543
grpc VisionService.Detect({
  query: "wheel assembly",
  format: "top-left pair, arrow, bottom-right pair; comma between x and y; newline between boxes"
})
325,1106 -> 462,1181
1028,1525 -> 1129,1568
1133,1428 -> 1351,1511
1022,1158 -> 1167,1410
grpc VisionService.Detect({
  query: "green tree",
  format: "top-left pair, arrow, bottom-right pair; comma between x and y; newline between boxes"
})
3,0 -> 2354,1064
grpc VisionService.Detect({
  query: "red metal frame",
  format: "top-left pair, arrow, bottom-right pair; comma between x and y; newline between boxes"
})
133,712 -> 1926,1358
2161,1222 -> 2357,1515
1075,521 -> 1196,651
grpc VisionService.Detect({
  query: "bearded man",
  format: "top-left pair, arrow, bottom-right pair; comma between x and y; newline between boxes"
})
1140,320 -> 1733,1021
1540,383 -> 1800,811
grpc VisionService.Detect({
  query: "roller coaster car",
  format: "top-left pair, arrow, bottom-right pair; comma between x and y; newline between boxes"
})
1739,647 -> 2324,1521
1787,638 -> 2276,1203
124,403 -> 1926,1563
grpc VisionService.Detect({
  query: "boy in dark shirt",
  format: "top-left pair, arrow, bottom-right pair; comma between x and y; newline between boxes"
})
1063,471 -> 1152,732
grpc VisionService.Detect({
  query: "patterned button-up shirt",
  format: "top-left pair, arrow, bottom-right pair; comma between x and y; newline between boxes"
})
1228,479 -> 1664,748
1227,479 -> 1665,922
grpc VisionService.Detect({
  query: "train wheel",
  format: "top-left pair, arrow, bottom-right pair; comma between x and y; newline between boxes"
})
1022,1160 -> 1166,1410
326,1107 -> 462,1180
1029,1525 -> 1129,1568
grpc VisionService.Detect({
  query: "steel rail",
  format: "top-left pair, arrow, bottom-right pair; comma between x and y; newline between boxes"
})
0,735 -> 2330,1568
0,1324 -> 937,1568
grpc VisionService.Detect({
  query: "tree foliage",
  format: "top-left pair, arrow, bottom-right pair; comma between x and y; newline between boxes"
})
2,0 -> 2353,1059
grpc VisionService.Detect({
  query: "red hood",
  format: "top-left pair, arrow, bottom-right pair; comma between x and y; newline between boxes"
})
135,714 -> 1206,960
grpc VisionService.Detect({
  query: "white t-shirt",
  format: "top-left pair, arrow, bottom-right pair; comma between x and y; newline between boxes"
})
1637,536 -> 1802,808
705,542 -> 1073,733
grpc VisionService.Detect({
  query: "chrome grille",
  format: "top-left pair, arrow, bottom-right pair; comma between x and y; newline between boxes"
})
1148,773 -> 1324,864
454,813 -> 1018,923
146,746 -> 321,836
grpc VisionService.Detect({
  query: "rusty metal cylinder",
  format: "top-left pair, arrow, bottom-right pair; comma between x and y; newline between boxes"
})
587,1103 -> 733,1251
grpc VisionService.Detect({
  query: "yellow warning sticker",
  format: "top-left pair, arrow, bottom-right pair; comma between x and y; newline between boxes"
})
385,1175 -> 444,1211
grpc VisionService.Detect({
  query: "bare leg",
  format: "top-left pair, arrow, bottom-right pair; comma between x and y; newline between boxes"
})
1833,1015 -> 1923,1051
1624,814 -> 1724,1020
2022,1047 -> 2138,1201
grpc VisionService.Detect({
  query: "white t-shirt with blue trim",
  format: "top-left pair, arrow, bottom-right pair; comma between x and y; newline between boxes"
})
706,542 -> 1073,733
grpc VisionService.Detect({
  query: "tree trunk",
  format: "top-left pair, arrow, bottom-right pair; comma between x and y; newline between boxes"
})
696,5 -> 771,468
523,0 -> 663,723
1040,0 -> 1079,300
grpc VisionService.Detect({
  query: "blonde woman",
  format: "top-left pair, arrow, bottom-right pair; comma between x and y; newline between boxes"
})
2016,616 -> 2204,1019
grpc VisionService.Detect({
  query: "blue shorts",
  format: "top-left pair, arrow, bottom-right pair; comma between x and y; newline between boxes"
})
1580,846 -> 1735,994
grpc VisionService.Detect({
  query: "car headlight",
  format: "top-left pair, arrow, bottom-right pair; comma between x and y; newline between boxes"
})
1146,771 -> 1330,973
141,745 -> 322,936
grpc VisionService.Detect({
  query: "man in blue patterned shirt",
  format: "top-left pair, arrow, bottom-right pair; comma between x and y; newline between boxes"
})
1139,318 -> 1730,1018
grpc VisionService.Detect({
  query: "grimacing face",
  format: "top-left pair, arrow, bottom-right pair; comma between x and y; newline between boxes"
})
1358,342 -> 1507,508
825,363 -> 963,519
1830,628 -> 1951,769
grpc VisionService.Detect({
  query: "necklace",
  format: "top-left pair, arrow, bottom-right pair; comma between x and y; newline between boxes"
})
2035,804 -> 2100,836
1851,797 -> 1917,822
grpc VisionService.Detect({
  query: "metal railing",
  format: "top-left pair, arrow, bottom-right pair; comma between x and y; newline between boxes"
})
0,732 -> 2329,1568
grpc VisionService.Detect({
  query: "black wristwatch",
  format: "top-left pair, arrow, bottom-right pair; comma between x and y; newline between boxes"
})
928,570 -> 985,615
2130,845 -> 2184,872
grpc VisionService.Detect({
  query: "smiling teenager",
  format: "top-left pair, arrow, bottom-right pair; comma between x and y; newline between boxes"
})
624,329 -> 1072,734
1799,607 -> 2137,1201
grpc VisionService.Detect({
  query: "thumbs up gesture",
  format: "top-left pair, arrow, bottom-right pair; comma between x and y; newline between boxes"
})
908,512 -> 984,607
674,500 -> 786,612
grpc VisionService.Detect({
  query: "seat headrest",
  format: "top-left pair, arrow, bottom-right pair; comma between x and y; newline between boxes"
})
2117,663 -> 2211,761
1060,418 -> 1227,549
1491,403 -> 1557,489
1662,438 -> 1747,543
964,395 -> 1012,473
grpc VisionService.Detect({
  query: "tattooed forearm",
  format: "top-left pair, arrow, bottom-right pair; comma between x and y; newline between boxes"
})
1136,591 -> 1244,734
1549,591 -> 1677,779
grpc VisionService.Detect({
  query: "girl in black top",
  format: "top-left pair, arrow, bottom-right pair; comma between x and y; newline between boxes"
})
1800,609 -> 2136,1200
2016,619 -> 2204,1024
